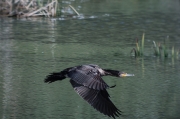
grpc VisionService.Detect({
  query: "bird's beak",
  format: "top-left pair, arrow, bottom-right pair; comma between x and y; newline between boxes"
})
120,72 -> 134,77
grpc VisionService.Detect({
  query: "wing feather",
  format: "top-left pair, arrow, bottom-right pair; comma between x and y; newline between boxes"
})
70,80 -> 121,118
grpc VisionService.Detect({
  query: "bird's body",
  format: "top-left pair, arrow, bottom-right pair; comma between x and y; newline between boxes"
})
45,64 -> 134,119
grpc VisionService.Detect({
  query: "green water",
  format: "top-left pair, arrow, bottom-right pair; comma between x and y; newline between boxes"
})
0,0 -> 180,119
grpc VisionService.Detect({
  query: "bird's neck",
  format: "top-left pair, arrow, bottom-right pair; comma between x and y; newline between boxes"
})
103,69 -> 120,77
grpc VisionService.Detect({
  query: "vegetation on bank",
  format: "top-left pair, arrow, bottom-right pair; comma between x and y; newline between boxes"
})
0,0 -> 58,17
0,0 -> 80,17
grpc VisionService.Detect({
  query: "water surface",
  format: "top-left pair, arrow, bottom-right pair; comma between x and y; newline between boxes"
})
0,0 -> 180,119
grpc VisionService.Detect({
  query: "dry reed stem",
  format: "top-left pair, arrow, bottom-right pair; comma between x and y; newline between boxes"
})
26,0 -> 33,9
0,0 -> 58,17
24,0 -> 57,17
69,5 -> 80,16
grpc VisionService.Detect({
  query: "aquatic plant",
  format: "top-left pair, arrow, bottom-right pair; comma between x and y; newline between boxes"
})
152,36 -> 170,58
131,34 -> 179,59
141,32 -> 145,55
176,49 -> 179,59
172,46 -> 175,57
171,46 -> 179,59
131,33 -> 145,57
131,39 -> 140,57
162,37 -> 168,58
152,36 -> 180,59
153,41 -> 161,56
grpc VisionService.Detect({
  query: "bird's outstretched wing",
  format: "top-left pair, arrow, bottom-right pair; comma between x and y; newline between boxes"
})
68,68 -> 109,90
70,80 -> 121,119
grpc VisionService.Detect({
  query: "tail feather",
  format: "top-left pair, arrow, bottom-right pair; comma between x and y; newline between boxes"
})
44,72 -> 66,83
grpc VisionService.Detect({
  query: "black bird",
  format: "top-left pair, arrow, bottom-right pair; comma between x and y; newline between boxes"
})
44,64 -> 134,119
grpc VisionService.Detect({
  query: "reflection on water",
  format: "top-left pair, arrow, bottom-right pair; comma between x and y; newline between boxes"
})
0,0 -> 180,119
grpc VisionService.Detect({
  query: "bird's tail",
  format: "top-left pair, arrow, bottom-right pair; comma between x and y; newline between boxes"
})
44,72 -> 66,83
44,67 -> 72,83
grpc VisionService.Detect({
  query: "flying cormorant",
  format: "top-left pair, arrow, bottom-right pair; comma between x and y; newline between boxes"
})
44,64 -> 134,119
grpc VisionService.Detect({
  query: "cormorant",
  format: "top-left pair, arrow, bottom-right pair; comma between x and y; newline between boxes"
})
44,64 -> 134,119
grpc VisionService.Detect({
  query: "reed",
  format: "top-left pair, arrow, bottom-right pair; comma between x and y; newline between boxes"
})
172,47 -> 179,59
131,39 -> 140,57
152,41 -> 180,59
163,37 -> 168,58
141,33 -> 145,55
152,39 -> 168,58
172,46 -> 175,57
69,5 -> 80,16
136,38 -> 140,55
153,41 -> 161,56
131,34 -> 179,59
176,49 -> 179,59
131,33 -> 145,57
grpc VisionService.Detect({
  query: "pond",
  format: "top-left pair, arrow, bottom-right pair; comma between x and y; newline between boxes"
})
0,0 -> 180,119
